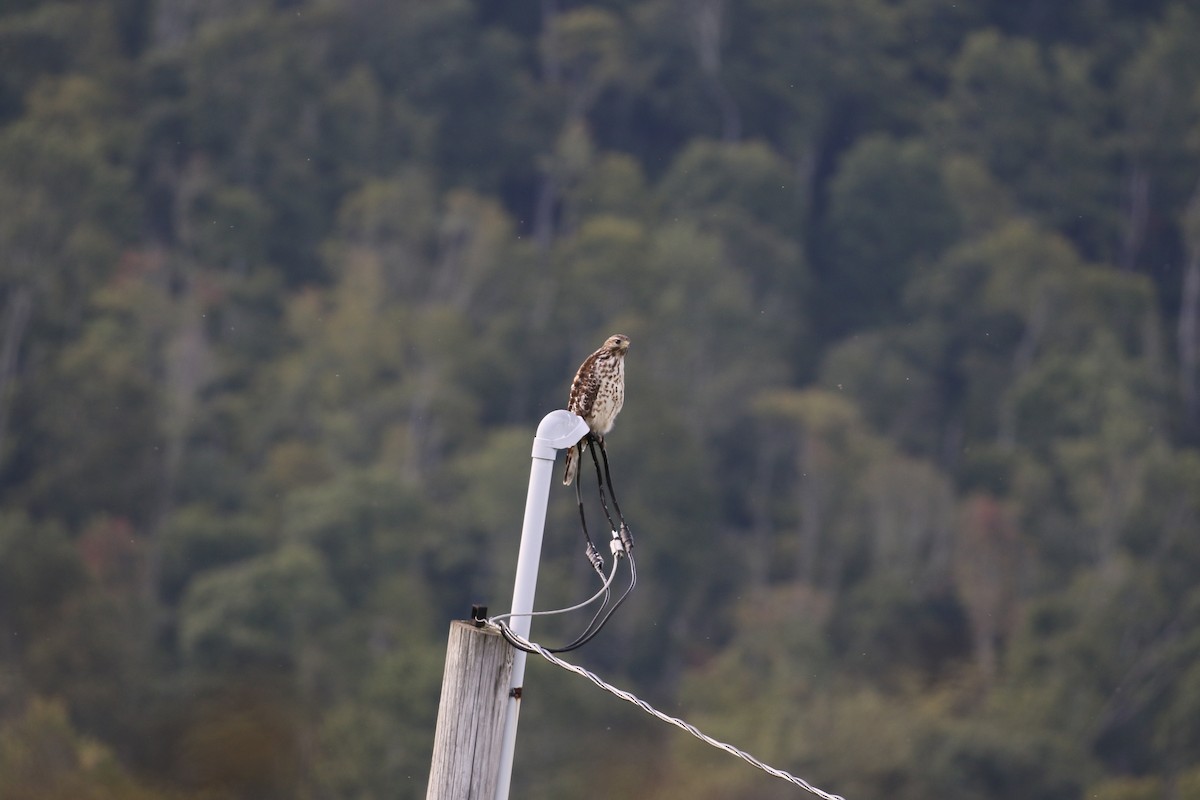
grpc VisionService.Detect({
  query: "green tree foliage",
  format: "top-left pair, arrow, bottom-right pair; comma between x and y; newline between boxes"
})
0,697 -> 203,800
936,29 -> 1116,256
4,1 -> 1200,798
179,543 -> 342,672
822,134 -> 961,333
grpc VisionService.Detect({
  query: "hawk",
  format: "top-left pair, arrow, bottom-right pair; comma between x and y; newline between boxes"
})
563,333 -> 630,486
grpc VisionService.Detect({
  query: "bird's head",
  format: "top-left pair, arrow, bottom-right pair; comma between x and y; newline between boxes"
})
605,334 -> 630,354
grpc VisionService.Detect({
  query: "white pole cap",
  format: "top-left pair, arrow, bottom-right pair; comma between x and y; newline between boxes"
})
531,410 -> 590,460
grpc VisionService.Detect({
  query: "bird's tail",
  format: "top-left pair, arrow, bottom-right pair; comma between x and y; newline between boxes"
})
563,445 -> 578,486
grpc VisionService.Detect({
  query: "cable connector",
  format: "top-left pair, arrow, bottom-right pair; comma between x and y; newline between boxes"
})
585,541 -> 605,574
610,529 -> 624,557
618,523 -> 634,552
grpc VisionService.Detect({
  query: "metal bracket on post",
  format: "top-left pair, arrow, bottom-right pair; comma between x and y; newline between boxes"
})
493,410 -> 589,800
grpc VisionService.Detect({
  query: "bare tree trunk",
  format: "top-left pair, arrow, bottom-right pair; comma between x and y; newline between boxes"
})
533,174 -> 559,256
540,0 -> 561,85
0,285 -> 33,467
708,77 -> 742,143
797,432 -> 823,586
997,295 -> 1049,449
746,426 -> 778,588
1121,165 -> 1149,271
144,285 -> 210,606
1179,186 -> 1200,428
529,0 -> 563,332
686,0 -> 741,141
1180,256 -> 1200,424
954,495 -> 1020,690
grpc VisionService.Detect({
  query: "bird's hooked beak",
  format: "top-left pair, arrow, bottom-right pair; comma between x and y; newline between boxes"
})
612,335 -> 630,353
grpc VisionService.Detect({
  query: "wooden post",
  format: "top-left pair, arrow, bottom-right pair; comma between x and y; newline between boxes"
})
426,620 -> 515,800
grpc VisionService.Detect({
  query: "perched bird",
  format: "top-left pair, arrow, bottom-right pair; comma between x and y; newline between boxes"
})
563,334 -> 630,486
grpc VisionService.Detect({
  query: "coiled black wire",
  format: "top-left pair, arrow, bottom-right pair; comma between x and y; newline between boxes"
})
496,545 -> 635,654
493,434 -> 636,654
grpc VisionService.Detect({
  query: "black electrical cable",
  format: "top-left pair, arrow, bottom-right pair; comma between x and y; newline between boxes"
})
536,436 -> 637,652
575,447 -> 606,575
497,549 -> 636,655
554,561 -> 616,649
587,437 -> 618,532
598,439 -> 630,541
495,433 -> 638,655
542,550 -> 635,653
588,436 -> 630,540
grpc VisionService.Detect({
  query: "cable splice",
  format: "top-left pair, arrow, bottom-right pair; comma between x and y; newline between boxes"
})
494,548 -> 635,655
585,541 -> 605,574
495,431 -> 636,654
490,556 -> 620,628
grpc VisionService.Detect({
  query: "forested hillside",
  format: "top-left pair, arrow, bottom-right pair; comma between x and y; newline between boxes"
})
2,1 -> 1200,798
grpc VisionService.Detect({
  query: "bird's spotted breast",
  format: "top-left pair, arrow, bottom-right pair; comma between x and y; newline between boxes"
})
562,334 -> 628,485
586,357 -> 624,436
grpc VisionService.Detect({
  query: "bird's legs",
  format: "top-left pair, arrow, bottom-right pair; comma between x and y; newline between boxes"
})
574,442 -> 604,574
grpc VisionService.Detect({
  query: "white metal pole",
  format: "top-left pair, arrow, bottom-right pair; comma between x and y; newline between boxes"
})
493,410 -> 589,800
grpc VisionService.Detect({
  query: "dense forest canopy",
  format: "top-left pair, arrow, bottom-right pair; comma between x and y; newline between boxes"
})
2,1 -> 1200,798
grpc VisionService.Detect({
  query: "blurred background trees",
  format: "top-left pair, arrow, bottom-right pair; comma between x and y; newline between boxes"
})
2,1 -> 1200,798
